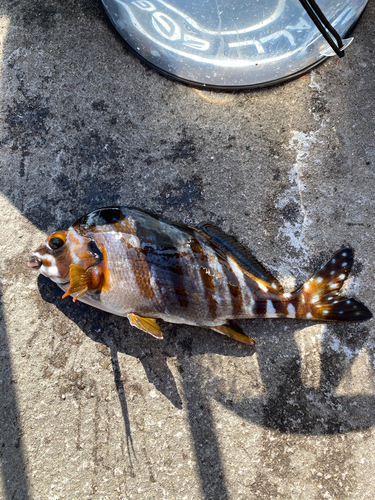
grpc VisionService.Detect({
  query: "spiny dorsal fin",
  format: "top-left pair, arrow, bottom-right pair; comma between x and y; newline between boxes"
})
196,222 -> 283,292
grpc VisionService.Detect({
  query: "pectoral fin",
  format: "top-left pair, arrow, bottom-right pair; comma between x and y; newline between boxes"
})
128,313 -> 163,339
210,322 -> 255,344
62,264 -> 103,302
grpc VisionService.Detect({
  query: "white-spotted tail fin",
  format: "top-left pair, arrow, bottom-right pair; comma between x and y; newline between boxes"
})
297,248 -> 372,321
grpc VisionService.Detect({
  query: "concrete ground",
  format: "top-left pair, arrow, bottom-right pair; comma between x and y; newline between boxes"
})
0,1 -> 374,499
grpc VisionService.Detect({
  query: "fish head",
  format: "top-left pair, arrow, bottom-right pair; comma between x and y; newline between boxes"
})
28,229 -> 103,284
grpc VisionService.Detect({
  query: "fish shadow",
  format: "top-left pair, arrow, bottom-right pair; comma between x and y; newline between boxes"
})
214,321 -> 375,434
37,275 -> 255,410
38,275 -> 375,435
38,274 -> 255,498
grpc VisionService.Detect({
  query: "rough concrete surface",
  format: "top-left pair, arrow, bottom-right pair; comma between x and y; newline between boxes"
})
0,1 -> 374,499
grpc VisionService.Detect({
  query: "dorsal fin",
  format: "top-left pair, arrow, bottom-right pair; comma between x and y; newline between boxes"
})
196,222 -> 283,292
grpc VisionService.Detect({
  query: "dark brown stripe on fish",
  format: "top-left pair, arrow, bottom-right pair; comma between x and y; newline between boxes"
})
228,283 -> 243,317
216,253 -> 243,317
166,245 -> 189,309
272,299 -> 288,317
127,247 -> 154,299
291,297 -> 303,318
133,220 -> 189,309
190,240 -> 217,316
144,244 -> 189,309
253,296 -> 267,317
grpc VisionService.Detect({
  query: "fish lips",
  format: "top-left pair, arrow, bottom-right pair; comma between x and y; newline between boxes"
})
28,255 -> 69,285
28,254 -> 42,269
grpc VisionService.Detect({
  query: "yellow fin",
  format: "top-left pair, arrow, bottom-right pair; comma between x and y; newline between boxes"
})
211,323 -> 255,344
62,264 -> 91,302
128,313 -> 163,339
62,264 -> 103,303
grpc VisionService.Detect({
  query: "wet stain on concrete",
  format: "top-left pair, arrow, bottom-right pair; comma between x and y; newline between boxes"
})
158,176 -> 204,212
281,201 -> 302,223
71,130 -> 121,170
168,138 -> 196,163
91,100 -> 108,113
6,0 -> 104,31
5,97 -> 50,147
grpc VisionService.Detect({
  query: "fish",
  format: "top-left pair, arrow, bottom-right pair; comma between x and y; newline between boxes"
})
28,206 -> 372,344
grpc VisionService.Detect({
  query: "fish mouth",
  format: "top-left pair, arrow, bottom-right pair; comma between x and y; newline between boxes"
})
28,255 -> 42,269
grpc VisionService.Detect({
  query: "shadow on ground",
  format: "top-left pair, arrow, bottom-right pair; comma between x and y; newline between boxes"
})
0,285 -> 30,500
37,275 -> 375,499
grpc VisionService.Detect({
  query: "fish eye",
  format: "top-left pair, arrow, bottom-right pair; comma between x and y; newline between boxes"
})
48,234 -> 66,250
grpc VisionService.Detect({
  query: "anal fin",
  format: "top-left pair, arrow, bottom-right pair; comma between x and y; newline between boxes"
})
210,321 -> 255,345
128,313 -> 163,339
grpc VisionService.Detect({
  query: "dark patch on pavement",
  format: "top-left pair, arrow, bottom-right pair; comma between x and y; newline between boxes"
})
281,201 -> 301,222
351,260 -> 364,276
92,100 -> 108,112
169,138 -> 196,163
311,93 -> 330,115
5,96 -> 51,148
72,130 -> 121,170
158,177 -> 204,211
5,0 -> 104,31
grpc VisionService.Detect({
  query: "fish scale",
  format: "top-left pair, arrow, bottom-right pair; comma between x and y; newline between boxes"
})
28,207 -> 373,344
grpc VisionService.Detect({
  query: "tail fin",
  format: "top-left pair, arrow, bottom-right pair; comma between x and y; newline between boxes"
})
296,248 -> 372,321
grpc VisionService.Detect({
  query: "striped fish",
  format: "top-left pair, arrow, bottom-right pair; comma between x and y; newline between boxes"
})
28,207 -> 372,344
